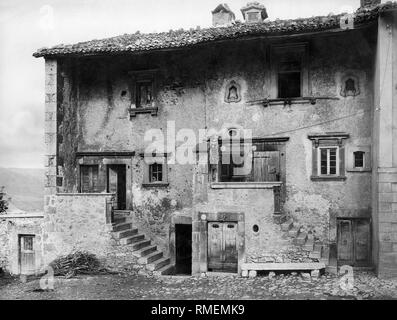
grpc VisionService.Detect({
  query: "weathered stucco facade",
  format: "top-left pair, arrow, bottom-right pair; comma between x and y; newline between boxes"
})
1,1 -> 397,278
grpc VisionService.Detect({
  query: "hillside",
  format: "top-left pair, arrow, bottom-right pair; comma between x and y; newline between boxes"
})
0,167 -> 44,212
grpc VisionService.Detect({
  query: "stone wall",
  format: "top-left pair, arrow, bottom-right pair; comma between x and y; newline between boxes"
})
0,214 -> 44,275
41,194 -> 115,267
51,26 -> 377,271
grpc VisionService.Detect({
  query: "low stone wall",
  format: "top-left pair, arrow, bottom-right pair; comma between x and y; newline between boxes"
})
42,193 -> 115,267
0,214 -> 44,275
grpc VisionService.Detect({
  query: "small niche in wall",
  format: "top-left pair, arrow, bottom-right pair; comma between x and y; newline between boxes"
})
340,75 -> 360,97
225,80 -> 241,103
253,225 -> 259,233
346,146 -> 371,172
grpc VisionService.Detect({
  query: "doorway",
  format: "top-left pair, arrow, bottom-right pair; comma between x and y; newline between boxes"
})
337,218 -> 371,267
19,235 -> 35,275
207,222 -> 238,273
107,165 -> 126,210
175,224 -> 192,274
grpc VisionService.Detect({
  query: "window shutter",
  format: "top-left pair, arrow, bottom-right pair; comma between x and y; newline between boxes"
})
253,151 -> 280,181
81,165 -> 99,193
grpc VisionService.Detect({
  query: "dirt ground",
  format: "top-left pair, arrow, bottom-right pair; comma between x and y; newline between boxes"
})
0,271 -> 396,300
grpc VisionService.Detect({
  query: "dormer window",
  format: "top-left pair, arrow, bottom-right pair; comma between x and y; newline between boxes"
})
240,2 -> 268,24
247,12 -> 260,22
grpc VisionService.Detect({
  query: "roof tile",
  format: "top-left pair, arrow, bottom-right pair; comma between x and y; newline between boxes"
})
33,1 -> 397,58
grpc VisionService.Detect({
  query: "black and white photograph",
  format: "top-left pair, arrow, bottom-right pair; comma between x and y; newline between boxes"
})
0,0 -> 397,308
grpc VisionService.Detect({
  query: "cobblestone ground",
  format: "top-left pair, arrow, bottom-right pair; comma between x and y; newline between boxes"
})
0,271 -> 396,300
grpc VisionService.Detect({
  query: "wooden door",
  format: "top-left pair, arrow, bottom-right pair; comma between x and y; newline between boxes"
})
107,165 -> 126,210
354,219 -> 371,266
253,151 -> 280,182
223,223 -> 238,272
337,219 -> 371,266
337,220 -> 354,263
20,235 -> 35,275
208,222 -> 238,273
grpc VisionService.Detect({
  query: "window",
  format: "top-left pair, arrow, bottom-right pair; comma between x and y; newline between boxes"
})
218,140 -> 282,183
149,163 -> 163,183
142,155 -> 168,187
136,80 -> 153,108
318,147 -> 339,176
80,165 -> 99,193
271,44 -> 309,99
347,146 -> 371,172
278,57 -> 301,98
353,151 -> 365,168
247,12 -> 259,22
309,133 -> 349,181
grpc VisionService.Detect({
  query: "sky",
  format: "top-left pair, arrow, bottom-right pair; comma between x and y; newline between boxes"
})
0,0 -> 365,168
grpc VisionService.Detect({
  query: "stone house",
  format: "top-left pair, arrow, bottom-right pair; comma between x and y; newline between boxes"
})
1,0 -> 397,278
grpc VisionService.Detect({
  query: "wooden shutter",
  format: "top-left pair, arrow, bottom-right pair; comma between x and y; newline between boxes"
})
81,165 -> 99,193
253,151 -> 280,181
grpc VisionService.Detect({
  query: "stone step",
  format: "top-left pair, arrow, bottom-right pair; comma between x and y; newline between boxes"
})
303,238 -> 314,251
114,228 -> 138,239
153,264 -> 175,276
288,226 -> 300,238
138,251 -> 163,264
131,245 -> 157,258
281,219 -> 294,231
295,232 -> 308,245
113,217 -> 126,224
146,257 -> 171,271
114,210 -> 131,215
131,239 -> 151,251
113,222 -> 132,232
120,233 -> 145,245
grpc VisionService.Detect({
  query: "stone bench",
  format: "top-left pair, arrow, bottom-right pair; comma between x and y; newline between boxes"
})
241,262 -> 326,278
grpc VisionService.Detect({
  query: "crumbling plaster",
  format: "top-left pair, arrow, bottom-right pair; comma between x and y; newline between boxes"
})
54,27 -> 375,263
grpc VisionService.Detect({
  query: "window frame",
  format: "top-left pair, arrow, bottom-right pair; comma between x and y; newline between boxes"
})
142,153 -> 169,188
79,164 -> 100,193
346,146 -> 371,172
317,146 -> 340,177
270,43 -> 310,100
353,151 -> 365,169
309,133 -> 349,181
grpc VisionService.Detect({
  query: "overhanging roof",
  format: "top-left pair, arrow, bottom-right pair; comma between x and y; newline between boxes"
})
33,2 -> 397,58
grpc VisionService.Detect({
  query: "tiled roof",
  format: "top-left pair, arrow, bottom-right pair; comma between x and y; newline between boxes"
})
33,1 -> 397,58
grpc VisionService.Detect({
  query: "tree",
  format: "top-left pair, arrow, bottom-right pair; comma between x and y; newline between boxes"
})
0,186 -> 8,214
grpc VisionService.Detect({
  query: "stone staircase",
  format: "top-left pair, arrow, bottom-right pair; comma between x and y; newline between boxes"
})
112,211 -> 174,276
280,217 -> 329,263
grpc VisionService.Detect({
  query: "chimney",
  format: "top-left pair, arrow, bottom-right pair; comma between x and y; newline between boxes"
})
241,2 -> 268,23
360,0 -> 381,8
212,4 -> 235,27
